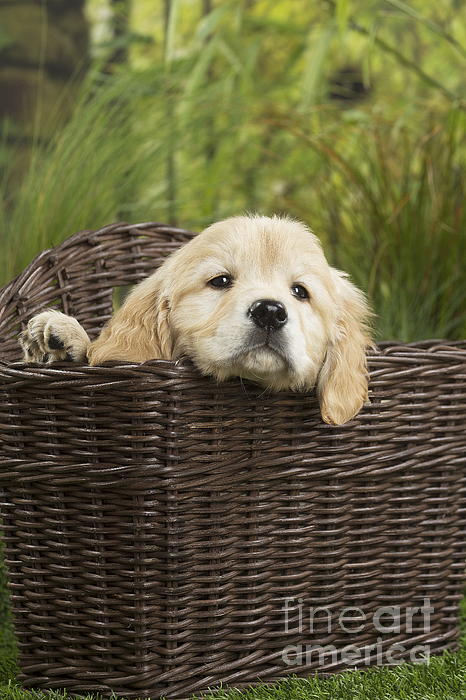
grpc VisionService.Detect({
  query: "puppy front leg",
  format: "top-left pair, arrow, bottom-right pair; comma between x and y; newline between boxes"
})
19,310 -> 90,363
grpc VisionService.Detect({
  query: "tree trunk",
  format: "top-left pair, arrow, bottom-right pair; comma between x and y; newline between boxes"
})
0,0 -> 89,185
107,0 -> 131,68
163,0 -> 177,225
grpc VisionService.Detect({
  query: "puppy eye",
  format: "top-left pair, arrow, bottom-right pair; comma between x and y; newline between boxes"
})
291,284 -> 309,300
208,274 -> 233,289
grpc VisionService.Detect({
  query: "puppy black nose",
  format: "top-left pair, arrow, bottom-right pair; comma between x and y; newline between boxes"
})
248,299 -> 288,331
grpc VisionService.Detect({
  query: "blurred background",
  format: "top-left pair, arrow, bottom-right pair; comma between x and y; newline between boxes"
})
0,0 -> 465,341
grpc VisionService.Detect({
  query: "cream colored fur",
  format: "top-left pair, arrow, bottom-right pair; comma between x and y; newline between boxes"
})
22,215 -> 374,425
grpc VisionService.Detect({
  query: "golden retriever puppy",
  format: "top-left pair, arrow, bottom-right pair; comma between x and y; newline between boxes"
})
20,215 -> 373,425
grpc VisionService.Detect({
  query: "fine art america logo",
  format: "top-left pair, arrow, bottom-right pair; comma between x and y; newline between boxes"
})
280,597 -> 433,667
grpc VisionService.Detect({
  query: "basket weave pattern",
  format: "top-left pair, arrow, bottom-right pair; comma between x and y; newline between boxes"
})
0,223 -> 465,699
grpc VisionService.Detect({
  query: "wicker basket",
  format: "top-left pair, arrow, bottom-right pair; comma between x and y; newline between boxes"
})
0,222 -> 465,699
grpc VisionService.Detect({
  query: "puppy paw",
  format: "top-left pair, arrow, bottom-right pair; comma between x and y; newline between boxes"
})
19,310 -> 90,364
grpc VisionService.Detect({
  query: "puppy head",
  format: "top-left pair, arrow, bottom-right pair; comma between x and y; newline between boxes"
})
89,215 -> 373,425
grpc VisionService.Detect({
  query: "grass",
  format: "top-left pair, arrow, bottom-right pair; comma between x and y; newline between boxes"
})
1,3 -> 466,342
0,67 -> 174,284
290,111 -> 466,341
0,655 -> 466,700
1,68 -> 465,342
0,636 -> 464,700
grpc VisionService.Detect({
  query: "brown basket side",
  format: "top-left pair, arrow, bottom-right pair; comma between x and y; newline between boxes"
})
0,346 -> 465,698
0,222 -> 194,363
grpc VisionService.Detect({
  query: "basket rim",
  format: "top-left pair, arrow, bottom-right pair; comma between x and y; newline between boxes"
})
1,340 -> 465,381
0,220 -> 196,310
0,221 -> 464,373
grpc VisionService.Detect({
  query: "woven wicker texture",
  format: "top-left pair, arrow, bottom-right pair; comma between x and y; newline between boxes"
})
0,222 -> 465,699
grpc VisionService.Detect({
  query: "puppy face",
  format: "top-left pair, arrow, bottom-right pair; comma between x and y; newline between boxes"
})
167,217 -> 335,390
89,215 -> 373,425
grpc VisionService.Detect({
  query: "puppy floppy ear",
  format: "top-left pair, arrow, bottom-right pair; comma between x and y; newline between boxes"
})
317,269 -> 373,426
87,270 -> 174,365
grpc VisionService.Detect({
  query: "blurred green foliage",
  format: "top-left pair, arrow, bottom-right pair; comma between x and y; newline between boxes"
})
1,0 -> 465,340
